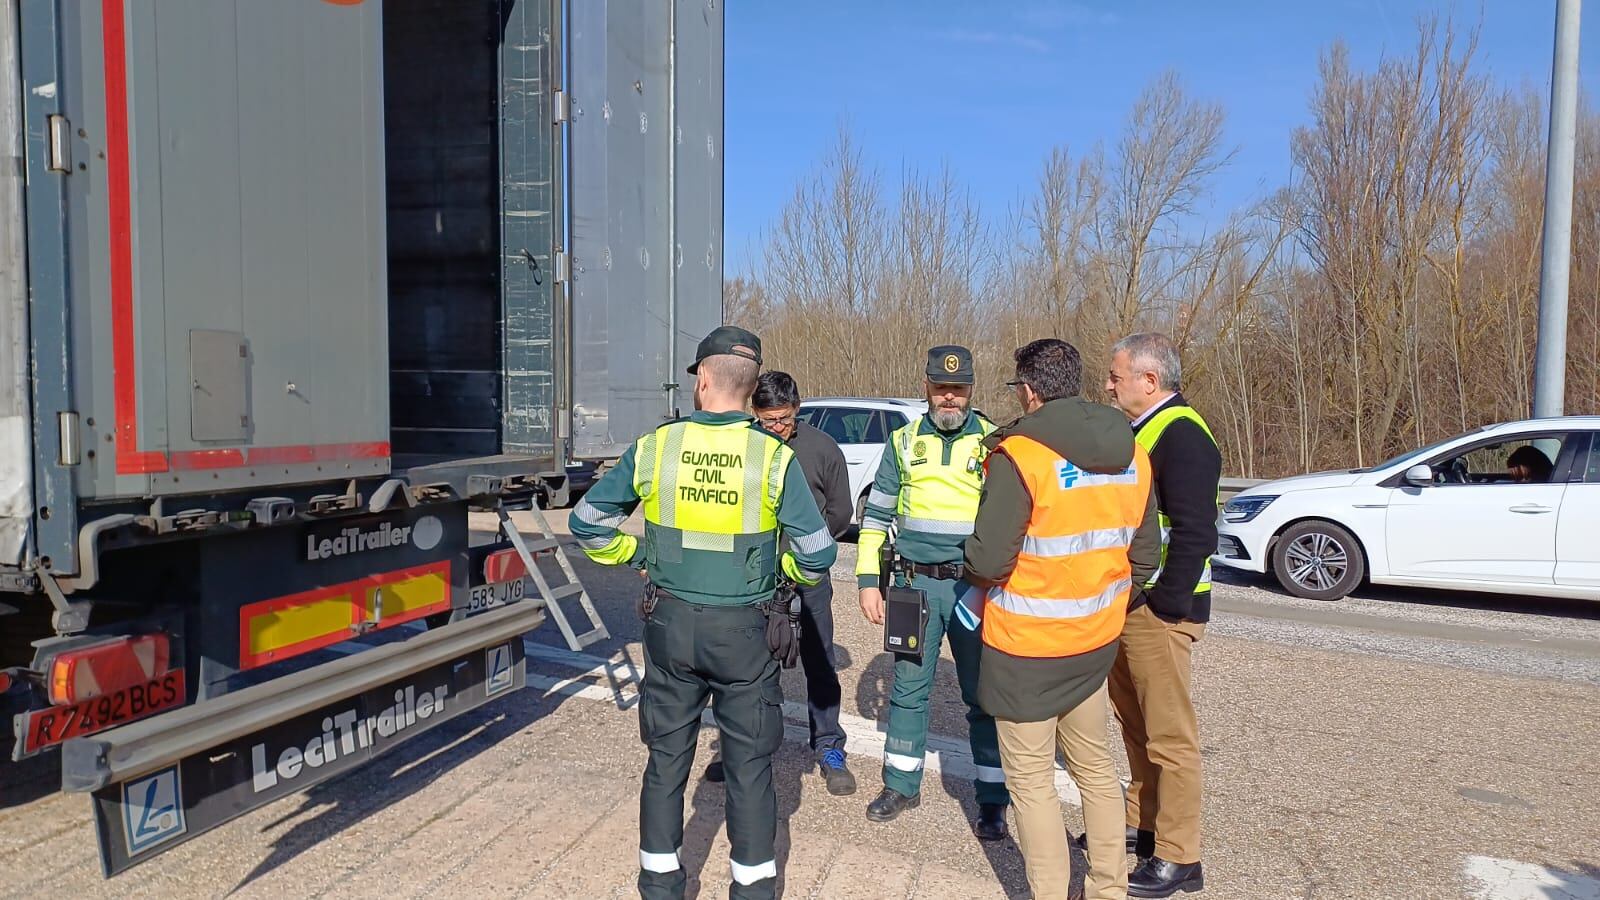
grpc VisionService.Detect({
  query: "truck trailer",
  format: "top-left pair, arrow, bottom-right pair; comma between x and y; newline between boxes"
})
0,0 -> 721,875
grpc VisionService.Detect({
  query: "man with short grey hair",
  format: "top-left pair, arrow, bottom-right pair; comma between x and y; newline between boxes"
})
1100,332 -> 1221,898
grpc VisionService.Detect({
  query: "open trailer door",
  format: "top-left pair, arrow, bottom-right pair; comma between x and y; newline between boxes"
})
567,0 -> 724,462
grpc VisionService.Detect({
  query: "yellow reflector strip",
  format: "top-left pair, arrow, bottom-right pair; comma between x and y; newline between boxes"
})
238,560 -> 454,670
369,567 -> 450,625
243,593 -> 358,668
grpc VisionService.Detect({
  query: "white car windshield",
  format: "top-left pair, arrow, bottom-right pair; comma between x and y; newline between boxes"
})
1355,427 -> 1494,473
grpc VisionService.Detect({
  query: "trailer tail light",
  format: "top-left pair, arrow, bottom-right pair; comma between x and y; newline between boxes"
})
46,634 -> 172,707
483,547 -> 530,584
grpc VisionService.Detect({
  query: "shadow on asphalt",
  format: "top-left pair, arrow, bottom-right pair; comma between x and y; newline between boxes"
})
1214,568 -> 1600,621
224,666 -> 594,894
676,740 -> 806,900
0,745 -> 61,810
849,646 -> 1032,896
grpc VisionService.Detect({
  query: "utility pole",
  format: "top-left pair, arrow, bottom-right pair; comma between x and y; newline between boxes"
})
1533,0 -> 1582,419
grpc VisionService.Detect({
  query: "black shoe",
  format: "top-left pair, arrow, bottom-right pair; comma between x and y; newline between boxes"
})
817,749 -> 857,796
973,803 -> 1008,841
703,756 -> 724,783
1128,857 -> 1204,898
1075,826 -> 1156,858
865,787 -> 920,822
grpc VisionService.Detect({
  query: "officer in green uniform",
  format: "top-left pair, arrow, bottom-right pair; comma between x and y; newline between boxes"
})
571,325 -> 838,900
855,345 -> 1011,841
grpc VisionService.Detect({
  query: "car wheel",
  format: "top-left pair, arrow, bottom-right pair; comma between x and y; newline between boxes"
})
1271,520 -> 1365,601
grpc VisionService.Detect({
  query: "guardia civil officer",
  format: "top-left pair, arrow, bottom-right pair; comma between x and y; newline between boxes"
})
571,326 -> 838,900
855,345 -> 1011,840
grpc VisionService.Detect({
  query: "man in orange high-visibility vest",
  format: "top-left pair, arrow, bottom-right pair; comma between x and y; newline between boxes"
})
964,338 -> 1163,900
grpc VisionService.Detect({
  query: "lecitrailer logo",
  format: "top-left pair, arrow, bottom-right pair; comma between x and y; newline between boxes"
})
250,684 -> 449,793
305,515 -> 442,561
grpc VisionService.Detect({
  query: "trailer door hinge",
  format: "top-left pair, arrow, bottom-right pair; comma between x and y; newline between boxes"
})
552,90 -> 570,124
554,249 -> 571,284
47,115 -> 71,173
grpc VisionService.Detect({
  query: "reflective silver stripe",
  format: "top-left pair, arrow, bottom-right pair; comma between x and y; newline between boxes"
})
898,515 -> 973,536
867,488 -> 898,510
976,765 -> 1007,783
636,432 -> 659,492
730,859 -> 778,885
1021,526 -> 1137,559
656,424 -> 687,524
742,429 -> 766,533
800,568 -> 829,585
861,515 -> 894,533
766,440 -> 786,508
987,578 -> 1131,620
577,533 -> 616,551
573,500 -> 625,529
791,525 -> 833,555
884,751 -> 924,772
683,530 -> 735,553
640,849 -> 681,873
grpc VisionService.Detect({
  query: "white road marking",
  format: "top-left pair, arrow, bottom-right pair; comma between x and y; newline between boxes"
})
1465,855 -> 1600,900
522,640 -> 1085,806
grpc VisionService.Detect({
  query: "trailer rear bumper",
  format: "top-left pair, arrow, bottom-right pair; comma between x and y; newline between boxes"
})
61,597 -> 546,875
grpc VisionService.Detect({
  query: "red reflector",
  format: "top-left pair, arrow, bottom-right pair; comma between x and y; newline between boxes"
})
47,634 -> 171,706
483,547 -> 530,584
0,671 -> 10,694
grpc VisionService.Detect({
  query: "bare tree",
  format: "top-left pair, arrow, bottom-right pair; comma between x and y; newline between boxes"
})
732,22 -> 1598,480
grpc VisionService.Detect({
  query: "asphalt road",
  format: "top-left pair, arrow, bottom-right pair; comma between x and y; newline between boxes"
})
2,509 -> 1597,899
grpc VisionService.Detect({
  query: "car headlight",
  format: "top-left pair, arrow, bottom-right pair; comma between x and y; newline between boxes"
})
1222,494 -> 1278,523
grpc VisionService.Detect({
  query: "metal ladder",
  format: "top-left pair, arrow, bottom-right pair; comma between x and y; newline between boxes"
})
497,504 -> 611,652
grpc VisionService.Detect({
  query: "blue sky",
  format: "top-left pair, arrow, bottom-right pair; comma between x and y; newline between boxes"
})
725,1 -> 1600,272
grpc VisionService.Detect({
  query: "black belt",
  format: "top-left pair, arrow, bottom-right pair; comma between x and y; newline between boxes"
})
905,561 -> 965,580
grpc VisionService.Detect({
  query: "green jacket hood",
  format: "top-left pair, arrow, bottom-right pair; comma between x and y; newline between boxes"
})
984,397 -> 1134,474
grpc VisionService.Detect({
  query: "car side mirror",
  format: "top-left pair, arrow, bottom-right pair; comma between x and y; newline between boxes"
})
1403,464 -> 1433,487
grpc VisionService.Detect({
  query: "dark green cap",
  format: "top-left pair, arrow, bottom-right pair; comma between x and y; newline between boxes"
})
926,344 -> 974,385
687,325 -> 763,375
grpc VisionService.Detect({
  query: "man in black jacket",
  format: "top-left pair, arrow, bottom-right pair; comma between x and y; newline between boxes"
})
1101,332 -> 1221,898
704,371 -> 857,795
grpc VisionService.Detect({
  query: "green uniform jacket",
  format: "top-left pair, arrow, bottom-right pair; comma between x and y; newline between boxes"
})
570,410 -> 837,606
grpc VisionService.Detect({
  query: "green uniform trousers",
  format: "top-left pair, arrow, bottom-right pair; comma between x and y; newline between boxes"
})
638,591 -> 784,900
882,574 -> 1010,806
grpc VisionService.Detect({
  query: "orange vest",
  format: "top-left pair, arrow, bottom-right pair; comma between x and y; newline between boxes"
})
982,435 -> 1153,659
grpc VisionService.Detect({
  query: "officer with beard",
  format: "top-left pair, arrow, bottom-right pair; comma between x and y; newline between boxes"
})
855,345 -> 1011,841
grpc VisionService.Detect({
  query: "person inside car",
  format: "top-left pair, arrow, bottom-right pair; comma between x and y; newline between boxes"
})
1506,446 -> 1554,484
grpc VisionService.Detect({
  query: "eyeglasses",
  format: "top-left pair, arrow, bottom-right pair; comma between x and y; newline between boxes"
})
757,414 -> 795,428
1005,380 -> 1027,389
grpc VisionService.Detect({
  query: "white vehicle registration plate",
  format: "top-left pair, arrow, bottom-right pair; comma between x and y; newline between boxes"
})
467,577 -> 527,613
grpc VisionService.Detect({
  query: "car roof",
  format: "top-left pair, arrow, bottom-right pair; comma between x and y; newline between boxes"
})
801,397 -> 928,410
1480,415 -> 1600,432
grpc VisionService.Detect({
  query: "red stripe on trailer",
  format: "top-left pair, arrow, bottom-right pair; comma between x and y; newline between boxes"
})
101,0 -> 156,476
99,2 -> 388,476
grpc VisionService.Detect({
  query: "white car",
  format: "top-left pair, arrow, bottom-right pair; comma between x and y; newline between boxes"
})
798,397 -> 928,524
1214,417 -> 1600,601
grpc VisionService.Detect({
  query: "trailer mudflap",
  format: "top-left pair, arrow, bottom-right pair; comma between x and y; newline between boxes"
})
61,600 -> 543,876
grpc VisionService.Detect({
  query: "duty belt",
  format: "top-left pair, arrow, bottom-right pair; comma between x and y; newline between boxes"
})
906,561 -> 965,581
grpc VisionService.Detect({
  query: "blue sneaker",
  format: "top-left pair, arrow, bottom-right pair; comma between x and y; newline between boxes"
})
818,748 -> 856,796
